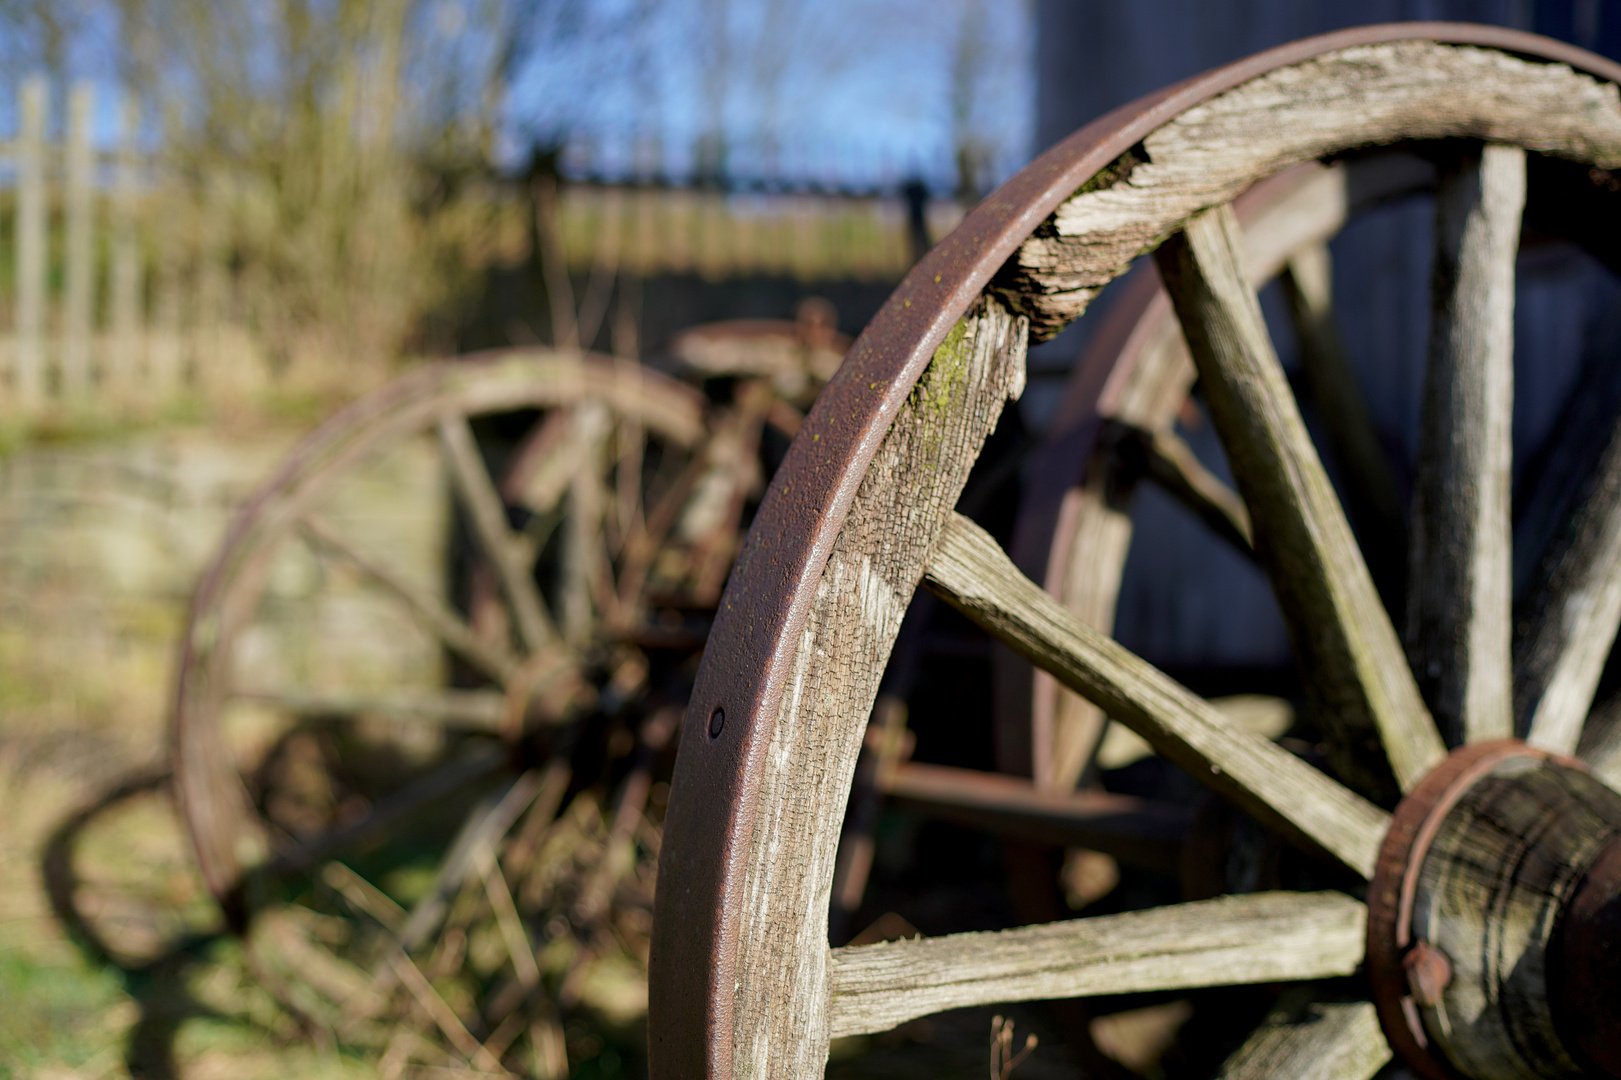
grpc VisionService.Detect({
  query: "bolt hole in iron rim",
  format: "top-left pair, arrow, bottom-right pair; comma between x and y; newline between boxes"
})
651,22 -> 1621,1080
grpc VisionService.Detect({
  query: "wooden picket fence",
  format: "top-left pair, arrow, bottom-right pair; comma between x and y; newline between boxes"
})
0,77 -> 263,419
556,183 -> 964,283
0,76 -> 964,423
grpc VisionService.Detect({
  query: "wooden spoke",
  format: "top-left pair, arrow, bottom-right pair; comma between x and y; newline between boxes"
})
827,890 -> 1365,1038
437,413 -> 557,654
1114,421 -> 1253,555
399,768 -> 547,951
269,744 -> 509,875
1154,203 -> 1445,794
610,414 -> 645,559
925,513 -> 1389,878
1408,145 -> 1524,747
475,842 -> 541,988
1216,1000 -> 1390,1080
1281,243 -> 1407,602
235,687 -> 507,728
614,436 -> 713,610
879,761 -> 1189,872
299,514 -> 520,684
561,401 -> 613,642
502,409 -> 576,516
1517,427 -> 1621,753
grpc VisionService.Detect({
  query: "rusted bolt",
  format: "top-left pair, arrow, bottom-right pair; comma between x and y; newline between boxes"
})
708,707 -> 726,739
1403,940 -> 1453,1007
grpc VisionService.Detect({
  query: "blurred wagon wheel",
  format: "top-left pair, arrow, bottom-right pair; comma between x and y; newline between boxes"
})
171,347 -> 711,1071
653,24 -> 1621,1080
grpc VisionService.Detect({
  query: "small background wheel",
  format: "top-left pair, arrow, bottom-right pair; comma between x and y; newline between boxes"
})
171,349 -> 722,1073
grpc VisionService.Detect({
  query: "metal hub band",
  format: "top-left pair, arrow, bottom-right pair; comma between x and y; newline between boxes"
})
1368,740 -> 1621,1080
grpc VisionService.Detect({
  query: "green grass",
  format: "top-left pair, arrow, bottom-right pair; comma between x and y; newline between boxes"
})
0,937 -> 135,1077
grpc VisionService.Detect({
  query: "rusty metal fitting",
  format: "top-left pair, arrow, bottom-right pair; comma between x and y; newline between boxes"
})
1403,940 -> 1453,1008
1366,740 -> 1546,1080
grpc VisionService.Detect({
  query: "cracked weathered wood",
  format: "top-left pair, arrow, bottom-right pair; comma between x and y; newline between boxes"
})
999,42 -> 1621,340
926,512 -> 1389,877
827,891 -> 1365,1038
1518,410 -> 1621,754
1155,203 -> 1446,795
1216,1000 -> 1389,1080
1407,145 -> 1523,748
1282,243 -> 1407,603
829,695 -> 909,942
438,413 -> 557,654
730,299 -> 1027,1078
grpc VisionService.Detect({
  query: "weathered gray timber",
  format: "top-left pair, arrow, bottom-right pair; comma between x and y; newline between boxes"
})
827,891 -> 1365,1038
1156,204 -> 1445,795
1406,146 -> 1523,747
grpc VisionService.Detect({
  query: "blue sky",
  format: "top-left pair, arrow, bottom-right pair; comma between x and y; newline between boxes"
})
0,0 -> 1034,196
503,0 -> 1035,193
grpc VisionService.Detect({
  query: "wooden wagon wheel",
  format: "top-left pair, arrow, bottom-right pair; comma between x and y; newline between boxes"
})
652,24 -> 1621,1080
168,348 -> 730,1072
173,349 -> 709,910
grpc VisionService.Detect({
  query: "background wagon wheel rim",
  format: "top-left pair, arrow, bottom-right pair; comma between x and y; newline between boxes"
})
651,24 -> 1621,1080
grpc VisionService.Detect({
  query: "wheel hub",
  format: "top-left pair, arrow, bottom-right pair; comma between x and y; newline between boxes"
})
1367,740 -> 1621,1079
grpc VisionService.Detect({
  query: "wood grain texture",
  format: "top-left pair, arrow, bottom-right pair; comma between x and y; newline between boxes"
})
729,300 -> 1026,1080
1410,756 -> 1621,1080
1517,410 -> 1621,754
1000,41 -> 1621,341
829,696 -> 909,940
1282,243 -> 1407,604
826,891 -> 1366,1038
1216,1000 -> 1389,1080
926,512 -> 1389,877
1155,204 -> 1446,796
1407,145 -> 1523,748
